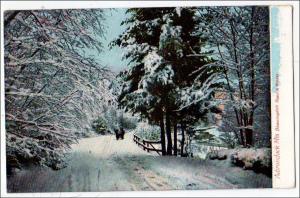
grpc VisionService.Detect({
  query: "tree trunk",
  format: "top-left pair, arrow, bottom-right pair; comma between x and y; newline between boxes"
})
160,114 -> 166,156
180,123 -> 185,157
245,114 -> 254,146
229,20 -> 248,147
245,7 -> 255,147
245,128 -> 253,146
217,44 -> 243,146
173,120 -> 177,156
165,111 -> 172,155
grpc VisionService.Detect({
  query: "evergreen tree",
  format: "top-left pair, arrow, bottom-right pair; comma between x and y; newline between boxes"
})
112,7 -> 223,156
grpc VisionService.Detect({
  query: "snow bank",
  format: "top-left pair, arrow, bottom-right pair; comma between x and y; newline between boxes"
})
206,148 -> 272,176
206,149 -> 228,160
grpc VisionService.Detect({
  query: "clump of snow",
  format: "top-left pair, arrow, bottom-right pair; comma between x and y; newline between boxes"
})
143,51 -> 163,75
155,65 -> 175,86
207,148 -> 272,176
175,7 -> 182,17
231,148 -> 271,173
206,149 -> 228,160
139,52 -> 175,90
159,21 -> 183,57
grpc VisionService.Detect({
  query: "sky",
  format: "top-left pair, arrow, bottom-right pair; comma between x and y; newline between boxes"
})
97,9 -> 129,73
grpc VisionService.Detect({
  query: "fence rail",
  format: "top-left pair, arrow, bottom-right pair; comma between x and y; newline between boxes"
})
133,133 -> 162,155
133,133 -> 226,157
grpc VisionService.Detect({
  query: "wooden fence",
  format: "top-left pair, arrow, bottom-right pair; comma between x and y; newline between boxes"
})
133,133 -> 226,157
133,133 -> 162,155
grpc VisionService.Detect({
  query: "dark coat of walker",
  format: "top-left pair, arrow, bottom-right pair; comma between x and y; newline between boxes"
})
119,128 -> 125,139
115,128 -> 125,140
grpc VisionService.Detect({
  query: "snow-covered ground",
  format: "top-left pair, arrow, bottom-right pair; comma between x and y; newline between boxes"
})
7,132 -> 271,192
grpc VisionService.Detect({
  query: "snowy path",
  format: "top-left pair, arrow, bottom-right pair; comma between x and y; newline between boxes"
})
7,132 -> 271,192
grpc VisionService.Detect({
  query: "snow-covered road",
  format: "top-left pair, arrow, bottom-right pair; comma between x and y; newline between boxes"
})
7,132 -> 271,192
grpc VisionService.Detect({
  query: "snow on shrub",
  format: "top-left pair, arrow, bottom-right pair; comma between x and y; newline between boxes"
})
91,106 -> 138,136
207,148 -> 271,176
206,149 -> 228,160
135,122 -> 160,141
92,117 -> 109,135
231,148 -> 271,174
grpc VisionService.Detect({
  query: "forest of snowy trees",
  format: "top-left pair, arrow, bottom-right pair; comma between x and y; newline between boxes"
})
112,7 -> 270,155
4,6 -> 271,173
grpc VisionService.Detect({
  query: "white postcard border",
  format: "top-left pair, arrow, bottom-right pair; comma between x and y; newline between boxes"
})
1,1 -> 299,197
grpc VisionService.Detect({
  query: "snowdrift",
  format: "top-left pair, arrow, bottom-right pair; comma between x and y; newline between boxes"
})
206,148 -> 272,176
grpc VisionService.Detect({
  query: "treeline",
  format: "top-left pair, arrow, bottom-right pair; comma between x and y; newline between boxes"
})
91,105 -> 138,135
112,6 -> 270,155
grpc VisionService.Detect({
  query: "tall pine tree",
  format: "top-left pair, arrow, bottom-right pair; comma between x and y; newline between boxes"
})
112,7 -> 223,156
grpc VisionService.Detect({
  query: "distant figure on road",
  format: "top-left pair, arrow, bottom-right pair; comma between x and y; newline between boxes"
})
114,129 -> 120,140
119,127 -> 125,140
114,128 -> 125,140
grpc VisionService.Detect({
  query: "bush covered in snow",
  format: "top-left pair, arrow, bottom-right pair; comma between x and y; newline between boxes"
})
100,105 -> 138,133
231,148 -> 272,176
92,117 -> 109,135
89,103 -> 138,136
118,114 -> 138,130
207,148 -> 272,176
135,122 -> 161,141
206,149 -> 228,160
6,131 -> 72,174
